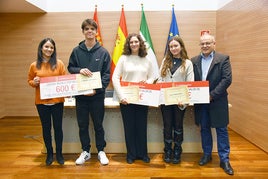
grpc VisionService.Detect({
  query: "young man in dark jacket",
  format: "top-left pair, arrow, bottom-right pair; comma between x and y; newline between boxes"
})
68,18 -> 111,165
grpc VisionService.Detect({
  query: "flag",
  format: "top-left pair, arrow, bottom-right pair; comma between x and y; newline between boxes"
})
165,5 -> 180,55
111,6 -> 128,79
139,5 -> 159,78
93,5 -> 103,46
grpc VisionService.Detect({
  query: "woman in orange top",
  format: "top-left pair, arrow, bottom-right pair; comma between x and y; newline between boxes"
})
28,38 -> 66,165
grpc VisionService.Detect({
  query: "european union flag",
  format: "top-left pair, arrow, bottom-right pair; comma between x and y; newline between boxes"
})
165,6 -> 179,55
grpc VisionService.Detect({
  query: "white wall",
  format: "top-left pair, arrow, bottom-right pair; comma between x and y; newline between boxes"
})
27,0 -> 233,12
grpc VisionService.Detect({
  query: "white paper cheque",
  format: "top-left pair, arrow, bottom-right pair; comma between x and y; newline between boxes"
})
120,81 -> 161,107
120,81 -> 209,106
40,72 -> 102,99
164,85 -> 190,105
159,81 -> 210,105
120,85 -> 140,103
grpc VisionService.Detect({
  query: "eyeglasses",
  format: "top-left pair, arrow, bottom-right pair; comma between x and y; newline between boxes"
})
199,42 -> 214,46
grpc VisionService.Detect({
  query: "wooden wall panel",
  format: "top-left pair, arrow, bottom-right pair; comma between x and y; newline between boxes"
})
216,0 -> 268,152
0,0 -> 267,153
0,11 -> 215,117
0,65 -> 4,118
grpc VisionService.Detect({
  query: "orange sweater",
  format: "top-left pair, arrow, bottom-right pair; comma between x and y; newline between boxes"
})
28,60 -> 66,104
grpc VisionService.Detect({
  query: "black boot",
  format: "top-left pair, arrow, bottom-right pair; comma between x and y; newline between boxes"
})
56,151 -> 64,165
173,129 -> 183,164
173,146 -> 182,164
164,150 -> 172,163
163,139 -> 172,163
46,148 -> 53,166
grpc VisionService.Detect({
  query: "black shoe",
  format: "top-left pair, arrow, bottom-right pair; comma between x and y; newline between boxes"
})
220,161 -> 234,175
142,156 -> 150,163
199,154 -> 212,166
46,154 -> 53,166
126,158 -> 134,164
163,150 -> 172,163
56,153 -> 65,165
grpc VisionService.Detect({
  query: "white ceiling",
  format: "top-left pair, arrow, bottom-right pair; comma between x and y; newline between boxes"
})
0,0 -> 45,13
0,0 -> 233,13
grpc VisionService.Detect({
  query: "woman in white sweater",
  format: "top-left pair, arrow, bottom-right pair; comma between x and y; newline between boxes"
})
112,33 -> 154,164
158,36 -> 194,164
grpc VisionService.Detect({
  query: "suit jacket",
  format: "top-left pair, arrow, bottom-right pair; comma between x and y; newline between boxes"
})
191,52 -> 232,128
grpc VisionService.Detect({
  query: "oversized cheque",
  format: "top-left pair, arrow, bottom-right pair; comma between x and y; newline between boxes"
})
120,81 -> 161,107
159,81 -> 210,105
40,72 -> 102,99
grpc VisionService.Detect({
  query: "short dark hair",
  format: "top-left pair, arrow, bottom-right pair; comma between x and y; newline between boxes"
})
81,19 -> 98,30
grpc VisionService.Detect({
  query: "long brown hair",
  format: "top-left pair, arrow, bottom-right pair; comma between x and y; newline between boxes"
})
161,36 -> 189,77
122,33 -> 147,57
36,38 -> 57,70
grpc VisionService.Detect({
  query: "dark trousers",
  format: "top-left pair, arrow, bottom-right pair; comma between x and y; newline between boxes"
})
120,104 -> 149,160
36,103 -> 64,153
200,105 -> 230,162
160,104 -> 185,151
76,98 -> 106,152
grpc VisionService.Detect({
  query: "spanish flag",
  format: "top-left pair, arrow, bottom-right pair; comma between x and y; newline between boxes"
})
111,5 -> 128,80
93,5 -> 103,46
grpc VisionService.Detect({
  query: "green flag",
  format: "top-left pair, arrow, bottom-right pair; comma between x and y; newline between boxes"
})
139,5 -> 159,79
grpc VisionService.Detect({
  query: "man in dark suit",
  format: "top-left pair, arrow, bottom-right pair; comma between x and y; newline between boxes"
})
191,34 -> 234,175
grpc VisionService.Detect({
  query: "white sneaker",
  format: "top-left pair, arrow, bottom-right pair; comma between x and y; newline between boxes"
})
75,151 -> 91,165
98,151 -> 109,165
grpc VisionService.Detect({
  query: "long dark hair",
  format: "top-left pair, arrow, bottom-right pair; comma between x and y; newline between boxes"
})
161,36 -> 189,77
122,33 -> 147,57
36,38 -> 57,70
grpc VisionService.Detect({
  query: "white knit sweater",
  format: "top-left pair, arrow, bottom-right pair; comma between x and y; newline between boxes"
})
112,55 -> 154,101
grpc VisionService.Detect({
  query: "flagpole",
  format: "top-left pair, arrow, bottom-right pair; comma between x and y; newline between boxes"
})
139,3 -> 159,78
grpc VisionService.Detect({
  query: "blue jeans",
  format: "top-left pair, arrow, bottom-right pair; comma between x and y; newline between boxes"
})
200,105 -> 230,162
